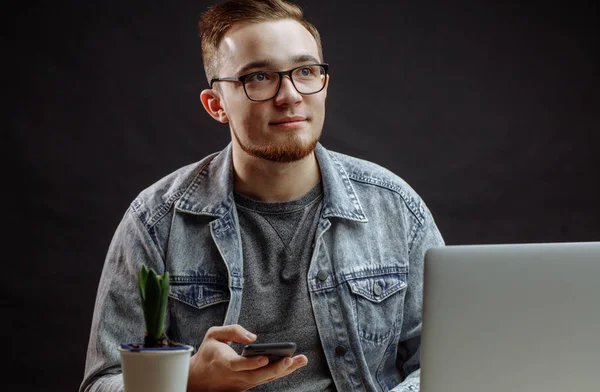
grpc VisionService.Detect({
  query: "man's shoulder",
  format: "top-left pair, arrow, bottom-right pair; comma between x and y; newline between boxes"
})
327,149 -> 418,196
325,148 -> 429,223
128,151 -> 220,226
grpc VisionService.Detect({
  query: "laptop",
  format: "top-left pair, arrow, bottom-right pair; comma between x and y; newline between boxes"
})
420,241 -> 600,392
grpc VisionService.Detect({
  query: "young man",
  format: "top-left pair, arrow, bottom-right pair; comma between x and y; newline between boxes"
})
80,1 -> 444,391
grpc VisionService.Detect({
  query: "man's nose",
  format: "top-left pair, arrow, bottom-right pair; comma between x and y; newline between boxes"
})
273,75 -> 302,106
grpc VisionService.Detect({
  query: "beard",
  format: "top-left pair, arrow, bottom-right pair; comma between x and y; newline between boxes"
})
232,127 -> 320,163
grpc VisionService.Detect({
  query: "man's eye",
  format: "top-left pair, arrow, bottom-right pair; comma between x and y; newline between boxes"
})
299,67 -> 313,76
247,72 -> 269,83
294,66 -> 318,79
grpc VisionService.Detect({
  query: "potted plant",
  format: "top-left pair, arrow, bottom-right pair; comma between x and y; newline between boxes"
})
118,264 -> 194,392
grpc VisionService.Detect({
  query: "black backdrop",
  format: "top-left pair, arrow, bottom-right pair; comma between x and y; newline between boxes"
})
10,0 -> 598,390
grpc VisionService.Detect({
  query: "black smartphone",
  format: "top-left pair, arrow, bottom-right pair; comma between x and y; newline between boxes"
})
241,342 -> 297,363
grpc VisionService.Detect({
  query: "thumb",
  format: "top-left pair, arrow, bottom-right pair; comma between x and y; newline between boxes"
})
206,324 -> 258,344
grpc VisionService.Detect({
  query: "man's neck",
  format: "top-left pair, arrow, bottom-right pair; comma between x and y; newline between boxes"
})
232,146 -> 321,203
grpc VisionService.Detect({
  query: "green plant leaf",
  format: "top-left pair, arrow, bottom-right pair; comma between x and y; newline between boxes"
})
145,268 -> 162,339
137,264 -> 170,344
138,264 -> 149,302
157,271 -> 170,338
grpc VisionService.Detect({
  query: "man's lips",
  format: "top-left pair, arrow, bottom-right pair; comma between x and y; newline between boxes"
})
270,116 -> 307,125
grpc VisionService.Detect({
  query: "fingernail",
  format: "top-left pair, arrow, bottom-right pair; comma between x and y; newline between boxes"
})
283,358 -> 293,367
258,357 -> 269,366
246,332 -> 257,340
299,357 -> 308,366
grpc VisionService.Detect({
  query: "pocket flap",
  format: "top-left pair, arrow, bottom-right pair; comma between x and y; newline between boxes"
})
347,273 -> 407,303
169,275 -> 230,310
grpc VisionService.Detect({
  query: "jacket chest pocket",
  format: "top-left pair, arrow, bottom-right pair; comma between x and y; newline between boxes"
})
169,275 -> 230,310
167,275 -> 230,347
346,270 -> 408,343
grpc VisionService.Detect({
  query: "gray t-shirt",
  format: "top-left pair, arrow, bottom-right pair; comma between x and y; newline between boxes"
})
233,182 -> 336,391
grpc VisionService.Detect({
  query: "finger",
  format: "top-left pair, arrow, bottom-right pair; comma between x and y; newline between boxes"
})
260,355 -> 308,384
285,355 -> 308,371
277,355 -> 308,377
205,324 -> 257,344
268,355 -> 308,373
247,354 -> 308,385
227,355 -> 270,372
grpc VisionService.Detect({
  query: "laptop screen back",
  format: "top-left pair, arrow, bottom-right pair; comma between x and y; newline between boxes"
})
420,241 -> 600,392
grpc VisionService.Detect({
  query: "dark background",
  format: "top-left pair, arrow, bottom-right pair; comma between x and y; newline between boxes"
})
9,0 -> 598,390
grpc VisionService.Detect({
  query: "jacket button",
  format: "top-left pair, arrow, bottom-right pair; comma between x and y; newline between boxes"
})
335,345 -> 347,356
373,283 -> 383,296
317,269 -> 328,282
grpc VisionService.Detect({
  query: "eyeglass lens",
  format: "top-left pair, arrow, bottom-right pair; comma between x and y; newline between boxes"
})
244,65 -> 326,101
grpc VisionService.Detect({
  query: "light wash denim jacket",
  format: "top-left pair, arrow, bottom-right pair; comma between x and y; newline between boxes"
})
80,143 -> 444,392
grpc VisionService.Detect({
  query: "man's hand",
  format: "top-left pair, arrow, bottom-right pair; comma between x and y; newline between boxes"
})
187,324 -> 308,392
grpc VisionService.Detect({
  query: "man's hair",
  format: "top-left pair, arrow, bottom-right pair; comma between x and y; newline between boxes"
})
198,0 -> 323,84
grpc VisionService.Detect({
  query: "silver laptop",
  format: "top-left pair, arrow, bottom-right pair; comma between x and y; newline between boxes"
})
420,241 -> 600,392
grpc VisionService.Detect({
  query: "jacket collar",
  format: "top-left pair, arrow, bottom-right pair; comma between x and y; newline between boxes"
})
175,143 -> 367,222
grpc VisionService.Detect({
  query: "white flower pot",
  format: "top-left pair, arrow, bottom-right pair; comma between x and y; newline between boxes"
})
119,343 -> 194,392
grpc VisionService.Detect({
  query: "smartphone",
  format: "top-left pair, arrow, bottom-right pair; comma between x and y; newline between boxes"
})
241,342 -> 297,363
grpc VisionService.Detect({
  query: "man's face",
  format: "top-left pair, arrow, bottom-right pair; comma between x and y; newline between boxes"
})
214,19 -> 328,163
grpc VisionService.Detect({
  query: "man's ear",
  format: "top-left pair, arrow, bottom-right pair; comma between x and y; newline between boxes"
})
200,89 -> 229,123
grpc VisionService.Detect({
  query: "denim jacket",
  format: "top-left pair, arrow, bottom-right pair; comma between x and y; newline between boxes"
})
80,143 -> 444,392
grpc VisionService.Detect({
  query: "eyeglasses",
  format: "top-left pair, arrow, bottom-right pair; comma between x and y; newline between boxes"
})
210,63 -> 329,102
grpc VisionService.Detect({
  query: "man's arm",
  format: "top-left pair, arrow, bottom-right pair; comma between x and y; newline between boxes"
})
81,373 -> 124,392
80,207 -> 164,392
391,203 -> 445,392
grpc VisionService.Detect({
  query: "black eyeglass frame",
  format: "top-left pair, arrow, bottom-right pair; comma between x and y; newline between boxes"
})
210,63 -> 329,102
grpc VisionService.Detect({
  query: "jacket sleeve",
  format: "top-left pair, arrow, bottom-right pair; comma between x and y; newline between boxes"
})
79,206 -> 166,392
390,203 -> 445,392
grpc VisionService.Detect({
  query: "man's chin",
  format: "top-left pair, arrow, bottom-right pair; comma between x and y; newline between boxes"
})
243,139 -> 319,163
232,126 -> 321,163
